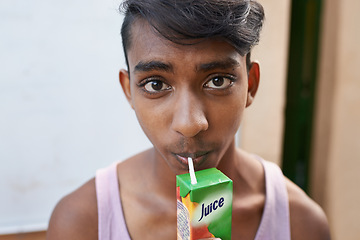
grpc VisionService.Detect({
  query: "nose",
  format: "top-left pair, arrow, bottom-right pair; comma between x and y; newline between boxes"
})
171,91 -> 209,138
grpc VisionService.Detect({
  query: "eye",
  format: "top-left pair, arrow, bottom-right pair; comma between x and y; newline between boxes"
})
204,76 -> 234,90
143,80 -> 171,93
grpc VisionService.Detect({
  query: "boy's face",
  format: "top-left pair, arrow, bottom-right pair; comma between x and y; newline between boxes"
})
120,20 -> 259,175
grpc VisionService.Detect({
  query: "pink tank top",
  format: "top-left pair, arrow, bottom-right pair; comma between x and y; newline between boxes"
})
95,158 -> 291,240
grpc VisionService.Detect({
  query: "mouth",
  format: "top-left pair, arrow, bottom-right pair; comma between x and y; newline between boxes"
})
172,151 -> 210,169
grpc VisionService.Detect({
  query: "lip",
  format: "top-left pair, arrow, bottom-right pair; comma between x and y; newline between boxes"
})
172,151 -> 210,168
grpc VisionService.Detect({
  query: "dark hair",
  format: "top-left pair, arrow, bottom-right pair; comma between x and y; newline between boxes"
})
120,0 -> 264,69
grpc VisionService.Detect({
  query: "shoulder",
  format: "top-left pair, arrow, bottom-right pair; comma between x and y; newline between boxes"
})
117,148 -> 155,183
46,178 -> 98,240
285,178 -> 331,240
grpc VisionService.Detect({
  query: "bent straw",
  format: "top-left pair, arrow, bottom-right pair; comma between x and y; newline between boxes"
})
188,157 -> 197,184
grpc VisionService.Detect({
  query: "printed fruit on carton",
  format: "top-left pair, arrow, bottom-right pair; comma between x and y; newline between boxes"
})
191,225 -> 215,239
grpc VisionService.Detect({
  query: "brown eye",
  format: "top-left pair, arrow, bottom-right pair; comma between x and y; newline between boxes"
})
204,76 -> 233,89
212,77 -> 224,87
144,80 -> 171,93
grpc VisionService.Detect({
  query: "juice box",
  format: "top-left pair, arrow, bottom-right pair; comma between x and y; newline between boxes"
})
176,168 -> 233,240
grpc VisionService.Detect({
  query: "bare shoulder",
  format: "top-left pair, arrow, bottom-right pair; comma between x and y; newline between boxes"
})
117,148 -> 155,182
46,178 -> 98,240
286,178 -> 331,240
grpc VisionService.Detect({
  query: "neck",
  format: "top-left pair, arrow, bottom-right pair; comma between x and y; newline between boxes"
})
150,149 -> 178,199
216,139 -> 241,179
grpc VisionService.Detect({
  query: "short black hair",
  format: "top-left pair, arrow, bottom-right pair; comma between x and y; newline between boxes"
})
120,0 -> 264,69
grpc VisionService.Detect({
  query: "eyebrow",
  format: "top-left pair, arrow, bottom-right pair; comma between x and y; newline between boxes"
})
134,60 -> 173,73
197,58 -> 240,72
133,57 -> 240,73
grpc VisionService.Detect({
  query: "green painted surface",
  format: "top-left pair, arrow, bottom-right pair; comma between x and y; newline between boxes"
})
282,0 -> 323,192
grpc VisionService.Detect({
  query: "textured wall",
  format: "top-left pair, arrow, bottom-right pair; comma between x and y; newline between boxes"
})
240,0 -> 290,166
311,0 -> 360,239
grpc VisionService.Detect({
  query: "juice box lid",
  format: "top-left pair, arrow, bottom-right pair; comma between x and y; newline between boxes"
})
176,168 -> 232,199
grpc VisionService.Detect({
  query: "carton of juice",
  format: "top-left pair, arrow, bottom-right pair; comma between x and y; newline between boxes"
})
176,168 -> 233,240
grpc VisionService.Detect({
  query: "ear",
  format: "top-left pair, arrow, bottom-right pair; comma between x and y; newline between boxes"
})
246,61 -> 260,107
119,69 -> 134,109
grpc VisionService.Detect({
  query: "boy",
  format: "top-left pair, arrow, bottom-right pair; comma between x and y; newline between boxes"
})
47,0 -> 331,239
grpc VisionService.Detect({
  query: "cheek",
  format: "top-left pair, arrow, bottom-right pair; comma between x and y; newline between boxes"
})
133,102 -> 155,133
130,87 -> 155,133
132,97 -> 170,142
208,90 -> 247,134
211,102 -> 244,134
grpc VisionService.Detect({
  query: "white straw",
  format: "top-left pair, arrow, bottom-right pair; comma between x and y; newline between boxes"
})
188,157 -> 197,184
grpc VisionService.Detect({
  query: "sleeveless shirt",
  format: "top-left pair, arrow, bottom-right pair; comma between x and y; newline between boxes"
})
95,158 -> 291,240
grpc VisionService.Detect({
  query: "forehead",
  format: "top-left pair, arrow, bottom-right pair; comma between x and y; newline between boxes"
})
126,19 -> 245,72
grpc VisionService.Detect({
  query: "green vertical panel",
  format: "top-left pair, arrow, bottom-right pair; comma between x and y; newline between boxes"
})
282,0 -> 322,192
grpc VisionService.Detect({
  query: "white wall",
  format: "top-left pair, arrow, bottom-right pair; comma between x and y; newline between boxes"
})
0,0 -> 151,233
